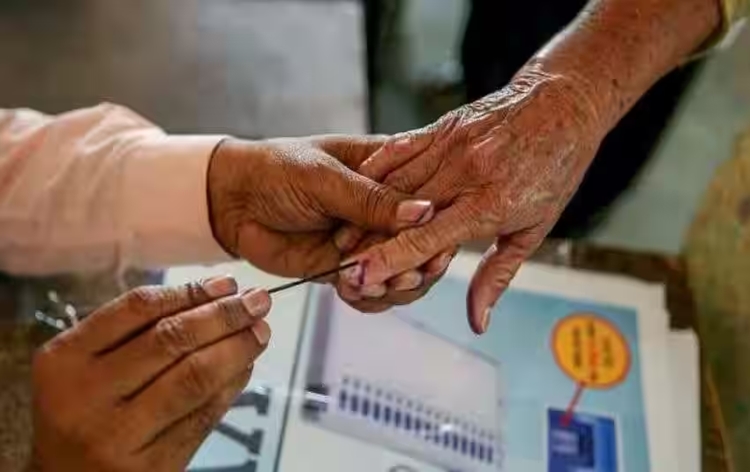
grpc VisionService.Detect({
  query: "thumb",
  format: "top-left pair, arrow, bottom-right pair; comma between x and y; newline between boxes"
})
320,167 -> 435,233
466,230 -> 542,335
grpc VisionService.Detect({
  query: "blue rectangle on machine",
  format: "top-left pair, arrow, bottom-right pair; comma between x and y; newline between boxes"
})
548,409 -> 618,472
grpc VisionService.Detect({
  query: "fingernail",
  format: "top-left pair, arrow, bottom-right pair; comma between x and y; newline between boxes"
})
251,321 -> 271,345
392,271 -> 423,291
397,200 -> 433,225
361,283 -> 387,299
436,252 -> 454,273
241,289 -> 272,317
334,229 -> 356,252
341,260 -> 364,286
480,307 -> 492,333
203,275 -> 237,298
333,230 -> 351,253
358,260 -> 368,286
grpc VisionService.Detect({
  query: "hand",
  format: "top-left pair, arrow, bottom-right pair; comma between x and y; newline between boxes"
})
30,276 -> 271,472
334,232 -> 456,313
338,65 -> 605,332
207,136 -> 434,279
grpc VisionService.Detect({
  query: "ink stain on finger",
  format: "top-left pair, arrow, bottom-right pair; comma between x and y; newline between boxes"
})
358,260 -> 368,286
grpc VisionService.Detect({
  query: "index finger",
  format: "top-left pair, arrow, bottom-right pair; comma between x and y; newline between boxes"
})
73,277 -> 238,354
342,203 -> 483,286
100,289 -> 270,399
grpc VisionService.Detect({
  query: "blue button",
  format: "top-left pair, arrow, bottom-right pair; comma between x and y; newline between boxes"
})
373,402 -> 381,421
384,406 -> 392,424
461,437 -> 468,454
405,414 -> 412,431
362,398 -> 370,416
350,395 -> 359,413
478,444 -> 485,461
338,391 -> 347,410
394,410 -> 402,427
470,440 -> 476,457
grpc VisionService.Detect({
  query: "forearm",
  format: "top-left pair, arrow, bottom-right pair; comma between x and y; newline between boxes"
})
0,104 -> 229,275
528,0 -> 722,133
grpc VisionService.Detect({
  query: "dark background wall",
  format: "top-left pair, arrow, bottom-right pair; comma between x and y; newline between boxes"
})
0,0 -> 367,137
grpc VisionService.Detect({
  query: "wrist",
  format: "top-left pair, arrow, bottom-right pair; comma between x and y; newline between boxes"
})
526,0 -> 720,132
207,138 -> 249,258
511,64 -> 609,142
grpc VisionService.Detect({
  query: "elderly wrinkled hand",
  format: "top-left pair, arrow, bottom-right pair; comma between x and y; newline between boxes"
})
30,277 -> 270,471
331,0 -> 728,331
336,65 -> 605,333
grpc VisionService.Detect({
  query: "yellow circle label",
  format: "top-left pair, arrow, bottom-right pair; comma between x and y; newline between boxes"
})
551,314 -> 630,389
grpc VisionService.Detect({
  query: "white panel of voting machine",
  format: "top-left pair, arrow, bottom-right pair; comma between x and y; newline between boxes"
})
301,288 -> 504,472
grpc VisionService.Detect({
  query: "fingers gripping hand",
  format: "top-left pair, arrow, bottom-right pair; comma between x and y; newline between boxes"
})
333,130 -> 456,311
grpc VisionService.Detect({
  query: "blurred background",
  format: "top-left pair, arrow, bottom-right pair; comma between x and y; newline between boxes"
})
0,0 -> 748,254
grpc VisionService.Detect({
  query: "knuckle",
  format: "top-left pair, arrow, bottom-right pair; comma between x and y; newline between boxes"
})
192,404 -> 222,432
214,298 -> 249,333
124,286 -> 162,316
180,354 -> 215,400
384,170 -> 415,193
396,231 -> 431,259
361,185 -> 391,222
153,315 -> 198,357
465,154 -> 491,180
491,266 -> 516,287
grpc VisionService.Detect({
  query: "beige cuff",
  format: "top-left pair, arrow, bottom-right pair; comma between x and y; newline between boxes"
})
120,134 -> 233,269
696,0 -> 748,54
